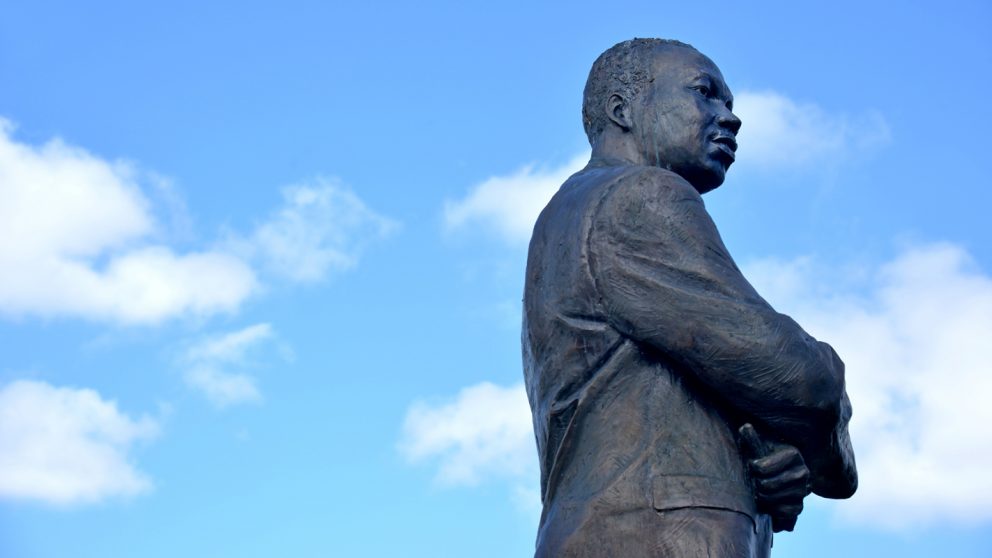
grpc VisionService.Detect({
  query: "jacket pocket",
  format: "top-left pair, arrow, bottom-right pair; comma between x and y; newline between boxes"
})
651,474 -> 757,521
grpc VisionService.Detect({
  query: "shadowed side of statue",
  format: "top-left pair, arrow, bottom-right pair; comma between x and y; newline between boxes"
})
522,38 -> 857,558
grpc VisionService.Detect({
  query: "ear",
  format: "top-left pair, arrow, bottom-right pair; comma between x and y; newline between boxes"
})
606,93 -> 633,132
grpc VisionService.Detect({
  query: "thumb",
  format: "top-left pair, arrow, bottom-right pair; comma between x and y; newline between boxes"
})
738,423 -> 768,460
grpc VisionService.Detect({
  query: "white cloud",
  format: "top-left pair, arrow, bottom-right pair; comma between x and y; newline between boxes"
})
733,90 -> 890,170
231,179 -> 397,283
0,380 -> 159,506
744,243 -> 992,529
181,323 -> 276,407
399,381 -> 536,486
444,153 -> 588,244
0,119 -> 257,324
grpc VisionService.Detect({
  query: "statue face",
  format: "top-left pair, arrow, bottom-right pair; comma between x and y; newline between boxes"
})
633,47 -> 741,193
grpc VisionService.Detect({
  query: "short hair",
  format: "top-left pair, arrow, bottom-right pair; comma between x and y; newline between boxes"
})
582,38 -> 697,144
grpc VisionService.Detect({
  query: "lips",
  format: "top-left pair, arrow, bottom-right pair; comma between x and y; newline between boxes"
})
710,135 -> 737,162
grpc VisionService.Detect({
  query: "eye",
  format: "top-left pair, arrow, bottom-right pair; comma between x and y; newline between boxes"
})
693,85 -> 711,97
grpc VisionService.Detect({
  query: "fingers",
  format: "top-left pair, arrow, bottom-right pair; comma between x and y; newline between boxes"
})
756,468 -> 808,495
756,486 -> 808,509
737,422 -> 810,532
749,444 -> 810,529
750,446 -> 811,504
753,460 -> 810,506
750,446 -> 804,477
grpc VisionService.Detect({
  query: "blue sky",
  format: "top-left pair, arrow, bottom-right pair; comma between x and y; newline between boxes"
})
1,1 -> 990,556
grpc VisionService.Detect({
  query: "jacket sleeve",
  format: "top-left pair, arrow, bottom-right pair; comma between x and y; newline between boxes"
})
587,168 -> 856,498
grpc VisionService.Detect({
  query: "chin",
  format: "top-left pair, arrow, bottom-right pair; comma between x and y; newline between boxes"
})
686,167 -> 726,194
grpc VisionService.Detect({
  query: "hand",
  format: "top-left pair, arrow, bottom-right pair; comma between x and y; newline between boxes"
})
738,423 -> 811,532
809,391 -> 858,499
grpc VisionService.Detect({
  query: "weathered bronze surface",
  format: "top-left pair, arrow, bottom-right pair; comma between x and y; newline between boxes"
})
522,39 -> 857,557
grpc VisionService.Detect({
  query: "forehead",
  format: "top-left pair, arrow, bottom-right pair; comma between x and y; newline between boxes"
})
647,45 -> 726,85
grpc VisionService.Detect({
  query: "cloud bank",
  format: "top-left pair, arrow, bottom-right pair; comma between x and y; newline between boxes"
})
0,119 -> 257,324
0,121 -> 395,325
0,380 -> 159,506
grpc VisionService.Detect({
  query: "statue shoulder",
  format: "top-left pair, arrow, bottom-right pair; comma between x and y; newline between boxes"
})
597,165 -> 704,215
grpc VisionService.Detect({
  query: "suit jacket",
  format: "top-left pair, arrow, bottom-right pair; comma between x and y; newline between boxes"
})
522,162 -> 856,555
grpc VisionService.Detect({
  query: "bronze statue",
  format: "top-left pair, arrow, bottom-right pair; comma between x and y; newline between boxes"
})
522,39 -> 857,557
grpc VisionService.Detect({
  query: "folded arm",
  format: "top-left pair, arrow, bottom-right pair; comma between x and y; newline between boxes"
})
588,168 -> 856,497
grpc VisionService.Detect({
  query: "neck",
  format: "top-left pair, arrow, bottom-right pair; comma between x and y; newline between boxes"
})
589,128 -> 650,168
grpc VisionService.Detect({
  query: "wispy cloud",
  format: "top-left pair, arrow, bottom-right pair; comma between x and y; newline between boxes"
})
182,323 -> 278,408
399,381 -> 536,486
184,366 -> 261,408
733,90 -> 890,170
744,243 -> 992,529
229,179 -> 397,283
185,322 -> 274,363
0,119 -> 257,324
443,153 -> 588,245
0,380 -> 159,506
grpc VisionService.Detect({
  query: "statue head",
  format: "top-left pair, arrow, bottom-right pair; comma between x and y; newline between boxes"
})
583,39 -> 742,193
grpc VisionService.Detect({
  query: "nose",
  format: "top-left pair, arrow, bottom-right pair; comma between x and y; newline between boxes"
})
717,107 -> 742,135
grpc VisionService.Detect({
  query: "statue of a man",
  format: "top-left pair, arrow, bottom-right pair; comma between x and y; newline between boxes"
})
522,38 -> 857,557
